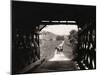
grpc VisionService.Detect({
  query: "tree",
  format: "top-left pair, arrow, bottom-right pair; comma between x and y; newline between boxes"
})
56,35 -> 64,41
68,30 -> 78,61
68,30 -> 78,46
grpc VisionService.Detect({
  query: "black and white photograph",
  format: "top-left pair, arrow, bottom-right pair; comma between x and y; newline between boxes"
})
12,0 -> 96,74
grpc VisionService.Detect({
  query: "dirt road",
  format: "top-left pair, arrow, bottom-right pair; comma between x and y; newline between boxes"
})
28,40 -> 77,73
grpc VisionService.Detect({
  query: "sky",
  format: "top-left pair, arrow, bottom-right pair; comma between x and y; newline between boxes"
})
41,25 -> 78,35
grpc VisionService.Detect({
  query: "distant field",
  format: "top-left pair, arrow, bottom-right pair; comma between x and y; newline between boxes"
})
40,39 -> 73,60
40,40 -> 62,59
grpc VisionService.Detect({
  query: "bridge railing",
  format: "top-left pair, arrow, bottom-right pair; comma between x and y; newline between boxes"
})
77,22 -> 96,70
12,25 -> 40,74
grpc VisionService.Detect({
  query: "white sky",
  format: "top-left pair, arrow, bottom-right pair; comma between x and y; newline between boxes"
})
42,25 -> 78,35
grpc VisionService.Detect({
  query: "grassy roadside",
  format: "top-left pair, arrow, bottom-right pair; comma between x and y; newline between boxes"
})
40,40 -> 62,59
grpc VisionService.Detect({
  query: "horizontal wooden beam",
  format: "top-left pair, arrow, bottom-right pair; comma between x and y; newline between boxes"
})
40,22 -> 77,25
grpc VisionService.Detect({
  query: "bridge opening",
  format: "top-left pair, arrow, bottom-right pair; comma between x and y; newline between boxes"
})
39,24 -> 78,61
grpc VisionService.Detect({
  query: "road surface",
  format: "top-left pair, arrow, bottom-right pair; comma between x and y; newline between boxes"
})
28,41 -> 78,73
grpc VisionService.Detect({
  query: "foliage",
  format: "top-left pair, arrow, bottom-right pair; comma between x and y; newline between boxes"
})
68,30 -> 78,60
68,30 -> 78,47
56,35 -> 64,41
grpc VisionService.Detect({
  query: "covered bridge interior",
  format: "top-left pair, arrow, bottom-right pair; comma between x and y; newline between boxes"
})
12,1 -> 96,74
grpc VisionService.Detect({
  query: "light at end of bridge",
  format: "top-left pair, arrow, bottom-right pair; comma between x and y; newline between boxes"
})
41,20 -> 76,24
